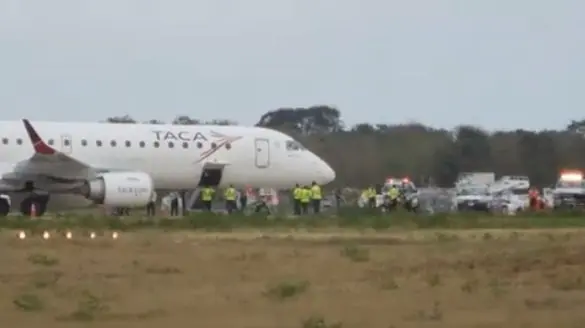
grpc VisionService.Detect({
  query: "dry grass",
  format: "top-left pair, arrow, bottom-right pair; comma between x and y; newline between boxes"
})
2,229 -> 585,328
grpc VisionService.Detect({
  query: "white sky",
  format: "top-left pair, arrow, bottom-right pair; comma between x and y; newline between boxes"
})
1,0 -> 583,130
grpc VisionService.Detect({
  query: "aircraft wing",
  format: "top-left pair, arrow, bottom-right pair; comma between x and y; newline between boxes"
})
0,120 -> 100,193
0,179 -> 18,192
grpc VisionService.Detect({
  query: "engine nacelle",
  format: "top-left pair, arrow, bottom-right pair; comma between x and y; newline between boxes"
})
83,172 -> 153,207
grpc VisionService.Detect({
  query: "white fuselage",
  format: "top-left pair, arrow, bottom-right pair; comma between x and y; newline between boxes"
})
0,121 -> 336,191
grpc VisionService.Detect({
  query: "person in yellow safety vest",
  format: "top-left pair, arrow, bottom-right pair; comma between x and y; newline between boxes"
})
300,185 -> 311,214
200,185 -> 215,211
361,189 -> 369,206
311,181 -> 322,214
366,186 -> 377,208
386,185 -> 400,210
224,184 -> 237,214
292,184 -> 302,215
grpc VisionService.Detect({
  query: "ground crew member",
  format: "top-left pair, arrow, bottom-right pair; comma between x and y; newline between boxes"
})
224,184 -> 237,214
146,191 -> 157,216
200,186 -> 215,211
293,184 -> 302,215
300,185 -> 311,214
239,188 -> 248,211
334,188 -> 343,210
254,188 -> 271,213
311,181 -> 322,214
367,186 -> 377,208
168,192 -> 179,216
361,189 -> 368,207
528,187 -> 540,210
387,185 -> 400,210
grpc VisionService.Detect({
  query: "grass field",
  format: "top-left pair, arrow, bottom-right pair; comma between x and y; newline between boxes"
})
5,209 -> 585,231
2,226 -> 585,328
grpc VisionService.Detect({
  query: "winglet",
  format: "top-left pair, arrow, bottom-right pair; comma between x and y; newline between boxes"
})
22,119 -> 55,155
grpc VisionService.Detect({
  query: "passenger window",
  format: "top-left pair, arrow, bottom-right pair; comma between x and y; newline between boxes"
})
16,138 -> 22,145
81,139 -> 87,146
196,142 -> 202,149
225,143 -> 231,150
139,141 -> 145,148
154,141 -> 160,148
96,140 -> 102,147
182,142 -> 189,149
110,140 -> 117,147
64,139 -> 70,146
211,142 -> 217,149
1,138 -> 7,144
125,140 -> 131,147
168,142 -> 174,148
48,139 -> 54,146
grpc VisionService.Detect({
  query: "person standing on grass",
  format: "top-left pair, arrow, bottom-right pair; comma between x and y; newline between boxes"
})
334,188 -> 343,210
292,183 -> 302,215
200,185 -> 215,212
367,185 -> 377,208
146,191 -> 157,216
310,181 -> 322,214
169,191 -> 179,216
224,185 -> 237,214
300,185 -> 311,215
239,187 -> 248,211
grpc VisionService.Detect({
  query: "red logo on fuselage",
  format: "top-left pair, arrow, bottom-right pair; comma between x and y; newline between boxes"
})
197,131 -> 242,163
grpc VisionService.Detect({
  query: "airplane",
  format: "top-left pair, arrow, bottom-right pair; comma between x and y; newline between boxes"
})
0,119 -> 336,216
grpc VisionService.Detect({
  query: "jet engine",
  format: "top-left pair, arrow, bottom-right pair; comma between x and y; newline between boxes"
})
82,172 -> 153,207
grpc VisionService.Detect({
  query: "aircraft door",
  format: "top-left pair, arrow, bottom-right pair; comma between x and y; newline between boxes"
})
60,134 -> 72,154
254,138 -> 270,168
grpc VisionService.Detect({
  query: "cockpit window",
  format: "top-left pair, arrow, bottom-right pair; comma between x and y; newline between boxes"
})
286,140 -> 306,151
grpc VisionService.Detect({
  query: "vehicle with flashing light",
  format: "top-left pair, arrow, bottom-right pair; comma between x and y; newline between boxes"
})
381,177 -> 420,212
552,170 -> 585,209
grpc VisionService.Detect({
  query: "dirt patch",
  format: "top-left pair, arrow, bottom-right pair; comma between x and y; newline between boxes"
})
1,229 -> 585,327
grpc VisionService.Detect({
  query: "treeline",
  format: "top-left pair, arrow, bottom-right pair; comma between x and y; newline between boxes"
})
106,107 -> 585,188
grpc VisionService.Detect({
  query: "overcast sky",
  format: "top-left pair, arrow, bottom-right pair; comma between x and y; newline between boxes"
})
0,0 -> 583,130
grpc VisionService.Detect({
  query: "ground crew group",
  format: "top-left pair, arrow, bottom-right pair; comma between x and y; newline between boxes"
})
201,184 -> 241,214
143,182 -> 325,216
361,184 -> 401,210
292,181 -> 323,215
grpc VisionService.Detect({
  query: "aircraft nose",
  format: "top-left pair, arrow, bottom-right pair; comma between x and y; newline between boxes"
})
320,161 -> 336,184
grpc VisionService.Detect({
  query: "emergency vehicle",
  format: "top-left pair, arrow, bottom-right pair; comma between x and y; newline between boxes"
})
454,186 -> 492,212
357,177 -> 419,210
453,175 -> 534,214
381,177 -> 420,211
552,170 -> 585,209
489,176 -> 533,214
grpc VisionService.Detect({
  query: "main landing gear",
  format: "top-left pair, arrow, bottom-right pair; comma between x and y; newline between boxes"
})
0,181 -> 50,217
20,193 -> 49,216
18,181 -> 50,217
